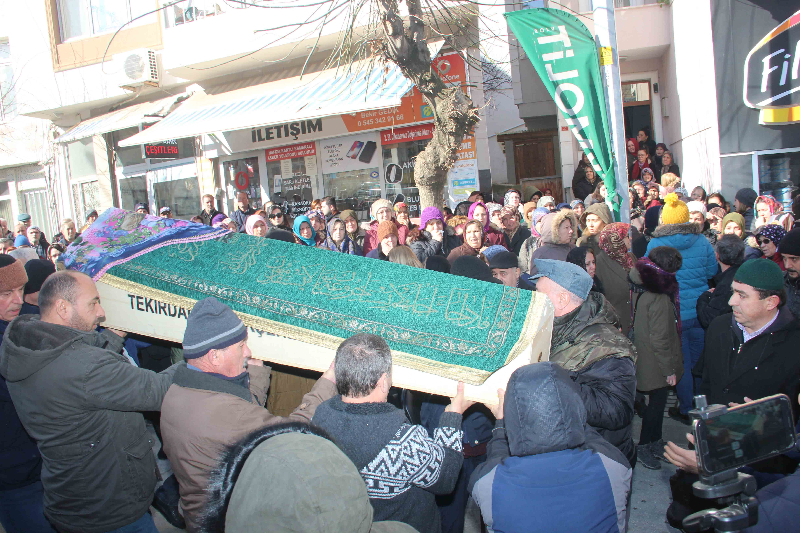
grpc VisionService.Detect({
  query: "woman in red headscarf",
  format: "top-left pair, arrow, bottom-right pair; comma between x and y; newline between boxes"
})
596,222 -> 636,335
626,138 -> 639,177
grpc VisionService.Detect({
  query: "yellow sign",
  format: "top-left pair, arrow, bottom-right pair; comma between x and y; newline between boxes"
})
599,47 -> 613,66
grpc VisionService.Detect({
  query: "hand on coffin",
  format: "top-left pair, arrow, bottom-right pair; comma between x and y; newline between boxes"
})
445,382 -> 475,415
321,359 -> 336,384
486,388 -> 505,420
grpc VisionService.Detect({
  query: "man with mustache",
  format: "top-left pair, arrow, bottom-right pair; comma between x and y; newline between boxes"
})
780,228 -> 800,318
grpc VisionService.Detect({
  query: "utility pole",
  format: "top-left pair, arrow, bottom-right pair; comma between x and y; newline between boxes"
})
591,0 -> 629,222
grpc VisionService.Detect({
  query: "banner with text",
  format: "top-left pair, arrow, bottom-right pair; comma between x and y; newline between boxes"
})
505,8 -> 618,218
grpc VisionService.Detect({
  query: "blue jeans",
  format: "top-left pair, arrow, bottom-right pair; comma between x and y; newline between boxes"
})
0,481 -> 56,533
105,513 -> 158,533
678,317 -> 704,414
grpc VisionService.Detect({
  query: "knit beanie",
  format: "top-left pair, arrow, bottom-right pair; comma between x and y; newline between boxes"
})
371,199 -> 393,219
721,212 -> 746,238
376,221 -> 399,243
14,235 -> 31,247
420,207 -> 444,230
338,210 -> 358,225
0,255 -> 28,291
532,207 -> 550,227
661,193 -> 689,225
182,297 -> 247,359
24,259 -> 55,295
686,201 -> 707,216
735,188 -> 758,209
779,228 -> 800,256
733,258 -> 784,291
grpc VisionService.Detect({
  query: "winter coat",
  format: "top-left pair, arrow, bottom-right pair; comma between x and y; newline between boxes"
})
646,222 -> 717,321
230,206 -> 256,233
447,242 -> 482,264
629,262 -> 684,391
0,315 -> 176,533
363,220 -> 409,255
484,225 -> 508,249
696,264 -> 739,329
468,363 -> 631,533
572,171 -> 599,203
409,229 -> 461,264
517,235 -> 540,274
0,320 -> 42,492
785,273 -> 800,319
577,203 -> 613,255
505,225 -> 531,257
696,307 -> 800,412
366,247 -> 389,260
32,236 -> 50,260
198,208 -> 220,226
594,249 -> 633,335
161,363 -> 336,532
657,163 -> 680,182
548,292 -> 637,466
312,396 -> 464,533
529,211 -> 577,274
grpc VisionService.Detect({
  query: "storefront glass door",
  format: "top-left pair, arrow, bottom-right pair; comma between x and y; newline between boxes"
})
223,157 -> 263,213
150,164 -> 201,219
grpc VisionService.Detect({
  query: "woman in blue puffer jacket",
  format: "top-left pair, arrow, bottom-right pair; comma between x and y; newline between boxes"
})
646,193 -> 717,420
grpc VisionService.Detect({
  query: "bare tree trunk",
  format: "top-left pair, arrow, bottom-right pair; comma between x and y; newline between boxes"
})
378,0 -> 479,210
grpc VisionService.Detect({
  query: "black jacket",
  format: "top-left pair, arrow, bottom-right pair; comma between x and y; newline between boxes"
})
506,226 -> 532,257
198,208 -> 220,226
696,307 -> 800,415
0,315 -> 177,533
409,230 -> 460,264
571,169 -> 597,202
696,264 -> 739,329
785,273 -> 800,319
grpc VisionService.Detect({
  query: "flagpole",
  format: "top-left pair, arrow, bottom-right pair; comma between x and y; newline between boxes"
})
591,0 -> 629,223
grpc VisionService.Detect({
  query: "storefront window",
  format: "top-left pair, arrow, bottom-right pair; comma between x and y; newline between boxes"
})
223,157 -> 262,213
67,138 -> 97,179
119,174 -> 148,211
757,151 -> 800,210
151,164 -> 200,219
322,169 -> 380,221
382,139 -> 429,218
114,127 -> 145,167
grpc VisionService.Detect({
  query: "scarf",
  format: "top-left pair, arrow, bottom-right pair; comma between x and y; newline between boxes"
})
468,201 -> 490,231
322,217 -> 359,255
292,215 -> 316,246
598,222 -> 635,271
245,214 -> 267,236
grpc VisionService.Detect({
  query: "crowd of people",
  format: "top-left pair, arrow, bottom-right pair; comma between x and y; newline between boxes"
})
1,167 -> 800,533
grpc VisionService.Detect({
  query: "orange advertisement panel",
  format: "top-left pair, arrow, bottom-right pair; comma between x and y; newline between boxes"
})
341,51 -> 467,133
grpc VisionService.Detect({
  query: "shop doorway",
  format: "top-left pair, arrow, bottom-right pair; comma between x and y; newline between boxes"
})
622,80 -> 654,142
496,130 -> 558,187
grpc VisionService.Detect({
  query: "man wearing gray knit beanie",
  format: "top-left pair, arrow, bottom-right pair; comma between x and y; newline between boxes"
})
160,297 -> 337,532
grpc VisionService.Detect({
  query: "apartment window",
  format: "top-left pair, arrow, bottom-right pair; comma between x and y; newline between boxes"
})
68,138 -> 98,179
57,0 -> 157,41
0,40 -> 15,120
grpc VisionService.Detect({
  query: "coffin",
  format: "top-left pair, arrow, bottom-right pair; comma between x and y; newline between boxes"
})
67,209 -> 554,403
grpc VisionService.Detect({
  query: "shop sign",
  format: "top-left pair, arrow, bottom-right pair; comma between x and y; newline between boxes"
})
144,139 -> 180,159
380,123 -> 435,145
321,132 -> 381,174
283,175 -> 314,215
743,10 -> 800,124
265,142 -> 316,162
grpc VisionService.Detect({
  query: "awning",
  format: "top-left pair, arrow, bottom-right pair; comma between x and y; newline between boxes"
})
119,43 -> 444,148
54,94 -> 187,144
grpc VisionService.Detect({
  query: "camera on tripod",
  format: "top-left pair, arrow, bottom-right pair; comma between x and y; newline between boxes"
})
682,394 -> 797,532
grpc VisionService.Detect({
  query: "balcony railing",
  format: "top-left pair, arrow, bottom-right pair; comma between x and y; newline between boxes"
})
162,0 -> 267,28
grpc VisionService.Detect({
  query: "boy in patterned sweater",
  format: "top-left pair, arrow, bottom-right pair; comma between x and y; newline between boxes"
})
312,333 -> 469,533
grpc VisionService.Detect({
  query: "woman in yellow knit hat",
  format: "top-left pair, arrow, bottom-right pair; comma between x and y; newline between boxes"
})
644,193 -> 718,423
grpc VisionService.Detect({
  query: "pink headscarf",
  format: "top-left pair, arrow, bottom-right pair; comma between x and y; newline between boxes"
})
468,201 -> 490,231
245,214 -> 267,236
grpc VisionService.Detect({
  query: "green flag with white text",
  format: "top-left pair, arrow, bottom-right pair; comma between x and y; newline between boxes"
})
505,8 -> 619,218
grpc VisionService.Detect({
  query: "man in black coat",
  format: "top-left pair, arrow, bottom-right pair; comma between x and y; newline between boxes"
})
197,194 -> 220,226
695,259 -> 800,412
696,235 -> 744,329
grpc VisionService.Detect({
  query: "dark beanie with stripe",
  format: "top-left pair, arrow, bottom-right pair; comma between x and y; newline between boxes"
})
182,297 -> 247,359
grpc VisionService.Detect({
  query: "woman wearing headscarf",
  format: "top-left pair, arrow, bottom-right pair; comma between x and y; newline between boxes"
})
754,195 -> 782,230
469,201 -> 507,248
755,224 -> 786,270
657,150 -> 680,182
447,219 -> 485,264
626,138 -> 639,172
306,209 -> 327,246
319,216 -> 362,255
651,142 -> 668,177
516,207 -> 548,274
394,202 -> 415,232
595,222 -> 636,335
245,214 -> 268,237
529,211 -> 578,274
567,246 -> 604,294
572,161 -> 599,202
292,215 -> 316,246
363,199 -> 409,255
721,212 -> 761,260
338,209 -> 365,248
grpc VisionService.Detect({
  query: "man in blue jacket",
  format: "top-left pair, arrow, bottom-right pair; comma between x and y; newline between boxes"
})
0,255 -> 54,532
469,362 -> 632,533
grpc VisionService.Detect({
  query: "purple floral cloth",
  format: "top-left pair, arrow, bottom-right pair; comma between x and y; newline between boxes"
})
63,208 -> 229,280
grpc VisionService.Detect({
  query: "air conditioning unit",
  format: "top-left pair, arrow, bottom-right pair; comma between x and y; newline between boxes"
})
115,49 -> 159,91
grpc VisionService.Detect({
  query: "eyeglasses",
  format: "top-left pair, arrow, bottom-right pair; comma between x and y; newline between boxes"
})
757,237 -> 772,245
268,213 -> 283,219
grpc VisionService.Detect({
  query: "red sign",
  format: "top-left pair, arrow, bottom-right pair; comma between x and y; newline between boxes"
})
144,141 -> 180,159
380,123 -> 435,145
265,142 -> 316,162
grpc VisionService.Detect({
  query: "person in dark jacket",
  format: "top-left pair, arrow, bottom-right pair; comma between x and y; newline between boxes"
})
469,363 -> 632,533
566,246 -> 604,295
657,150 -> 680,182
629,248 -> 684,470
230,191 -> 256,233
198,194 -> 221,226
533,259 -> 637,467
410,207 -> 460,264
0,257 -> 55,533
365,221 -> 398,261
696,235 -> 745,329
572,162 -> 599,203
26,227 -> 50,261
734,187 -> 759,233
500,205 -> 531,257
529,210 -> 577,274
0,270 -> 178,533
312,334 -> 469,533
488,251 -> 535,290
596,223 -> 635,336
22,259 -> 56,315
779,228 -> 800,318
695,259 -> 800,414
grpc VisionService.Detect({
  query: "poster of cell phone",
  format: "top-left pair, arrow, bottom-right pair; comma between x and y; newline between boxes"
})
321,132 -> 381,174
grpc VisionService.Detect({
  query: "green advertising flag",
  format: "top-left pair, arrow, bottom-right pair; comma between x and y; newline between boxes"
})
505,8 -> 619,218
